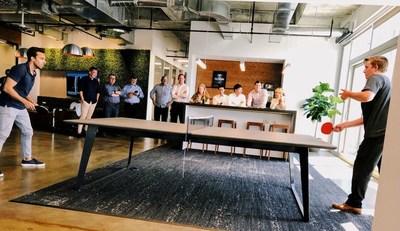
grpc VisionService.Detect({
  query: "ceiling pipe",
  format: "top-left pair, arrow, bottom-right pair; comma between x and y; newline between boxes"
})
2,20 -> 345,39
250,1 -> 255,44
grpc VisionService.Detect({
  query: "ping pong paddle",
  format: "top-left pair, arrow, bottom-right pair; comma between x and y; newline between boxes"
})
321,122 -> 333,135
35,105 -> 49,114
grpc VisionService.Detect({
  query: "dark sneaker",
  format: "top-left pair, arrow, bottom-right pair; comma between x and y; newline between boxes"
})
21,158 -> 45,167
0,169 -> 3,178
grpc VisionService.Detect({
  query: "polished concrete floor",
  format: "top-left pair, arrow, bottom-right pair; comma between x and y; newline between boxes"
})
0,128 -> 378,231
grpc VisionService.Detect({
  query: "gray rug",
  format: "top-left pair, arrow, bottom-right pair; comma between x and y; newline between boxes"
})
11,144 -> 372,231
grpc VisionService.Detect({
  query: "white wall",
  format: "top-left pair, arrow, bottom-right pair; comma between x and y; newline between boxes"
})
372,36 -> 400,231
187,21 -> 341,137
0,44 -> 15,76
134,30 -> 187,120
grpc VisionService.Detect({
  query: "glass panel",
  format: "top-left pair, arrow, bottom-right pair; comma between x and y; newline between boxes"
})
343,64 -> 365,157
154,56 -> 163,82
381,48 -> 397,81
350,27 -> 373,59
371,13 -> 400,49
164,61 -> 171,76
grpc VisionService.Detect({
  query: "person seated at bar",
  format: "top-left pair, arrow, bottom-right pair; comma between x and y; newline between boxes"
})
228,83 -> 246,107
212,85 -> 229,105
190,83 -> 210,104
247,80 -> 268,108
269,87 -> 286,110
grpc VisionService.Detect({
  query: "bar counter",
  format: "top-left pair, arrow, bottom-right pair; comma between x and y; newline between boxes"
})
185,103 -> 297,158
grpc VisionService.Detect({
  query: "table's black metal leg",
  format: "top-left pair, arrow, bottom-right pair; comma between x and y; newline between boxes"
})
127,136 -> 135,167
289,152 -> 295,185
299,148 -> 309,221
289,147 -> 309,222
75,125 -> 98,190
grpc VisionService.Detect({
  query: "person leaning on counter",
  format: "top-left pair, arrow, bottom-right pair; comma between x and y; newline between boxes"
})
190,83 -> 210,104
212,85 -> 229,105
228,84 -> 246,107
270,87 -> 286,110
247,80 -> 268,108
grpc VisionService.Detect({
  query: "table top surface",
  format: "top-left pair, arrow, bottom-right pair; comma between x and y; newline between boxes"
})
65,118 -> 336,150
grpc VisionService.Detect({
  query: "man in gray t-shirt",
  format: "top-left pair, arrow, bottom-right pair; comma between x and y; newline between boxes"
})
332,56 -> 391,214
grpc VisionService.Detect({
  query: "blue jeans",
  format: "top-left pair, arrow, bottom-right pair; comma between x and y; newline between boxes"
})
0,106 -> 33,159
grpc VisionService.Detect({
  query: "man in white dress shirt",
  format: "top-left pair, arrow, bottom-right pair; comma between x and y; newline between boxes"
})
228,84 -> 246,107
247,80 -> 268,108
170,74 -> 189,123
212,85 -> 229,105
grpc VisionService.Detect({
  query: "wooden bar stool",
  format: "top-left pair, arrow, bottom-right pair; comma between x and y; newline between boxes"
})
215,119 -> 236,155
243,121 -> 265,159
266,124 -> 290,161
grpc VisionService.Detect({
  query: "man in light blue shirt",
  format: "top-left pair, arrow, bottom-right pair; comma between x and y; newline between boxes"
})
122,76 -> 144,119
149,75 -> 172,122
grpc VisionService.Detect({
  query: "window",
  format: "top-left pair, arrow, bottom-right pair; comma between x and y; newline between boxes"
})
371,11 -> 400,49
350,27 -> 373,59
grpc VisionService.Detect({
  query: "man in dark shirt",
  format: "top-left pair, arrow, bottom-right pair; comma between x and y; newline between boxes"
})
332,56 -> 391,214
102,74 -> 122,118
0,47 -> 46,177
77,66 -> 100,137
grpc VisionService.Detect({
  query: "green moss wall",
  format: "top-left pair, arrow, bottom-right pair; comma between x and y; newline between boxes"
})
44,48 -> 150,119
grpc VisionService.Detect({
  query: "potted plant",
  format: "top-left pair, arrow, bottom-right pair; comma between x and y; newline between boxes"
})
300,82 -> 343,138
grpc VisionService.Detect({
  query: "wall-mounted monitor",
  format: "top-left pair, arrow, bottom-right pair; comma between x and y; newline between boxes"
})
66,72 -> 87,97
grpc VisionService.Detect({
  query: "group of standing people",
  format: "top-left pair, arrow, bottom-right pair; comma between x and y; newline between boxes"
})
76,69 -> 144,137
150,73 -> 189,123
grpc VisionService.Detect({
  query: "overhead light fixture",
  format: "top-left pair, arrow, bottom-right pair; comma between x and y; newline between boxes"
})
335,30 -> 353,44
62,44 -> 82,56
240,61 -> 245,72
15,48 -> 28,59
81,47 -> 95,58
196,58 -> 206,69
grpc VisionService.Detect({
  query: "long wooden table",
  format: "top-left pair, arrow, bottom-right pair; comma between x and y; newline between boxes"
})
65,117 -> 336,222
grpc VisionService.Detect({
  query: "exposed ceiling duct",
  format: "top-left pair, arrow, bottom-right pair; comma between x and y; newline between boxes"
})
190,0 -> 232,40
0,1 -> 360,47
0,0 -> 133,44
270,2 -> 298,43
272,3 -> 298,32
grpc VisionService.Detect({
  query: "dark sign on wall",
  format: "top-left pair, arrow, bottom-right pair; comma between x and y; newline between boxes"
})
212,71 -> 227,88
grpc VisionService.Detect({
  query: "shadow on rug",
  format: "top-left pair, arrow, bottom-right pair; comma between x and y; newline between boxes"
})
11,145 -> 372,231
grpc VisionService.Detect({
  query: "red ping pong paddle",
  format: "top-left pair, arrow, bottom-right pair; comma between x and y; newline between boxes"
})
321,122 -> 333,135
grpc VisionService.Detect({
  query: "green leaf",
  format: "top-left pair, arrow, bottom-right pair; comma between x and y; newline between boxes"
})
300,82 -> 344,122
